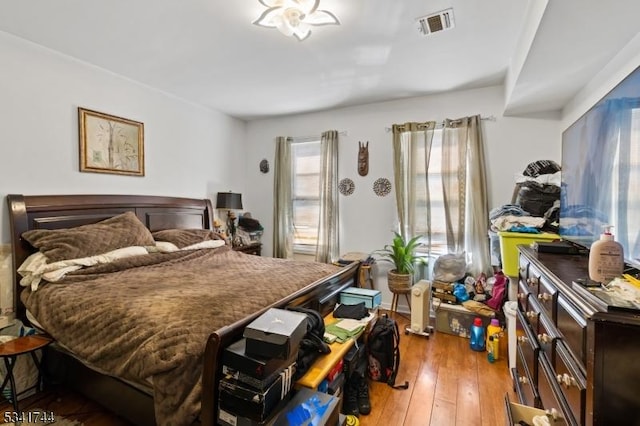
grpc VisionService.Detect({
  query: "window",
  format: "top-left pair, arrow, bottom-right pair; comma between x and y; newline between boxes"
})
291,139 -> 321,253
413,129 -> 452,256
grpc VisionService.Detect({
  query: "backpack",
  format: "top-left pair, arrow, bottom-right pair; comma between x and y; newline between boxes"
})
366,314 -> 409,389
287,306 -> 330,379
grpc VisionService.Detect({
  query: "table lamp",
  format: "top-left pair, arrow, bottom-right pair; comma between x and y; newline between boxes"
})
216,191 -> 243,246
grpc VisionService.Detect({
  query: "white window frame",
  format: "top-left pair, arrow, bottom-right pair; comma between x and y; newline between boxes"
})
291,138 -> 321,254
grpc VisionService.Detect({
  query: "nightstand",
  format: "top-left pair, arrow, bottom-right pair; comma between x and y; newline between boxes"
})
233,243 -> 262,256
0,334 -> 53,412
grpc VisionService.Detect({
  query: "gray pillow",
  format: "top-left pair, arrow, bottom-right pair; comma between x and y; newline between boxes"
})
23,211 -> 155,262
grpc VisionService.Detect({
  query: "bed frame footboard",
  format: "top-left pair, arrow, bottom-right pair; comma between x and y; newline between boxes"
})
200,261 -> 357,426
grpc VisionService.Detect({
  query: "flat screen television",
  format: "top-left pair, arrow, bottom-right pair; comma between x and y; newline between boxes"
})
560,65 -> 640,269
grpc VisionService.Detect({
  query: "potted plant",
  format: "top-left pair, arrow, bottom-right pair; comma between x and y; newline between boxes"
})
375,232 -> 421,292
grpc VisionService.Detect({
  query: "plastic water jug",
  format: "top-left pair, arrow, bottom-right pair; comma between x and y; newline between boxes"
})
470,317 -> 485,352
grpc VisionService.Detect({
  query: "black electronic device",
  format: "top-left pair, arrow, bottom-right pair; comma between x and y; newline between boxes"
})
533,240 -> 588,255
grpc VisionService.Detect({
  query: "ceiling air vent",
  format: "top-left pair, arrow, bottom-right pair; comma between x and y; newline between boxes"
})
417,8 -> 455,36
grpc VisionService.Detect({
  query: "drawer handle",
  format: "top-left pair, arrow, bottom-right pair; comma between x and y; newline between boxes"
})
526,311 -> 538,319
527,277 -> 539,286
518,376 -> 529,385
537,333 -> 551,343
545,408 -> 562,420
538,292 -> 552,301
556,373 -> 578,388
517,335 -> 528,343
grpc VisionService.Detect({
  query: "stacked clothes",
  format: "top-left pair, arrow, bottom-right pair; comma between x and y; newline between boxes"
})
489,160 -> 561,269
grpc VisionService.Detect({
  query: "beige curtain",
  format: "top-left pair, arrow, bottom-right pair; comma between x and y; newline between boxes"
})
392,122 -> 436,240
392,116 -> 491,276
316,130 -> 339,263
441,115 -> 491,275
272,136 -> 294,258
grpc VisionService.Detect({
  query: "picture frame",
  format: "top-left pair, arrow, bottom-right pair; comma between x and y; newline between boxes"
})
78,107 -> 145,176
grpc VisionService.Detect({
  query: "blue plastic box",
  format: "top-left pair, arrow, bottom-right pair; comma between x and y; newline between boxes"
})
339,287 -> 381,309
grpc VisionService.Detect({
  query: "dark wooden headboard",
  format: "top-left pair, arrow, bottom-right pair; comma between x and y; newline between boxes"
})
7,194 -> 214,321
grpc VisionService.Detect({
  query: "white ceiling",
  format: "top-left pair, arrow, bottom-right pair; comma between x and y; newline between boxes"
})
0,0 -> 639,121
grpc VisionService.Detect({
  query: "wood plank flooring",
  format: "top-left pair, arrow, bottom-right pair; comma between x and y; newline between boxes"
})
0,311 -> 515,425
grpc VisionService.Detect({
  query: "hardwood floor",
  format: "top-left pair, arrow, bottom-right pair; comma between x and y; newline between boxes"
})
0,311 -> 515,425
361,311 -> 514,426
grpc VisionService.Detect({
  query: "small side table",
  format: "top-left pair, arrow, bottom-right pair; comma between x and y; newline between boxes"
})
0,335 -> 53,412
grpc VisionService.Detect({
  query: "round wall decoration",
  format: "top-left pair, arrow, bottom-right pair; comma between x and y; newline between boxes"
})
339,178 -> 355,196
259,159 -> 269,174
373,178 -> 392,197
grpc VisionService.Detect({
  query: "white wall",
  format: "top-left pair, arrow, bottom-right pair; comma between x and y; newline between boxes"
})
0,31 -> 246,316
245,85 -> 561,310
562,33 -> 640,129
0,31 -> 247,243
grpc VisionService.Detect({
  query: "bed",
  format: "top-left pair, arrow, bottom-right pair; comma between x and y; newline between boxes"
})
6,194 -> 358,426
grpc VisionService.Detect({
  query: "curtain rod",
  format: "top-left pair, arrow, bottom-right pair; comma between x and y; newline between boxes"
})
288,130 -> 348,143
385,115 -> 496,132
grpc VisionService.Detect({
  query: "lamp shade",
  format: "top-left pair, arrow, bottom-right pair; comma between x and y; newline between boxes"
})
216,192 -> 243,210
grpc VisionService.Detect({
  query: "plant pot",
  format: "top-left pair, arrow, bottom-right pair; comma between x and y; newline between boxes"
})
387,269 -> 412,293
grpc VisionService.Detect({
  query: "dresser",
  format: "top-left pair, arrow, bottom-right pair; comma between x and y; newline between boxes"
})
513,245 -> 640,426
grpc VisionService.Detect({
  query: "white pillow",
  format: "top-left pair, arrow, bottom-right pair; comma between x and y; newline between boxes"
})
18,246 -> 149,291
147,239 -> 226,253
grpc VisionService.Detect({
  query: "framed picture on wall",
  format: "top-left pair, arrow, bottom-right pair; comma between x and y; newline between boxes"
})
78,107 -> 145,176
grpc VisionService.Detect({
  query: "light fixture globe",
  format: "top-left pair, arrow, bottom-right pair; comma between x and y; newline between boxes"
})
253,0 -> 340,41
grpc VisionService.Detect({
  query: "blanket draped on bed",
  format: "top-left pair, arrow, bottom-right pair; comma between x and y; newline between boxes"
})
21,246 -> 341,426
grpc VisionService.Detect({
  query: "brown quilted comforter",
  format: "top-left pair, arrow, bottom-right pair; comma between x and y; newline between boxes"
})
21,246 -> 341,425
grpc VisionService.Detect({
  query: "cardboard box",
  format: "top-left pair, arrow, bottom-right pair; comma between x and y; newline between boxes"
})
244,308 -> 308,360
219,363 -> 295,422
498,231 -> 560,276
435,303 -> 493,338
222,338 -> 297,383
339,287 -> 382,309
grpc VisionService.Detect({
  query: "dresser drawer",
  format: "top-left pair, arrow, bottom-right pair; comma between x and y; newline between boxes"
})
536,275 -> 558,321
517,259 -> 529,285
517,279 -> 532,313
555,342 -> 585,426
537,354 -> 578,426
524,262 -> 542,295
514,347 -> 538,407
537,310 -> 560,362
522,294 -> 541,335
516,309 -> 540,388
556,294 -> 587,368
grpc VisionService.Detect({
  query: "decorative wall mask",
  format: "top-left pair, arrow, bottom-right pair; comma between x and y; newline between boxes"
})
373,178 -> 392,197
259,159 -> 269,174
358,141 -> 369,176
339,178 -> 355,196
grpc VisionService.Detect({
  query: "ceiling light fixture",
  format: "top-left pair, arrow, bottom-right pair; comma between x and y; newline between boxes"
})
253,0 -> 340,41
